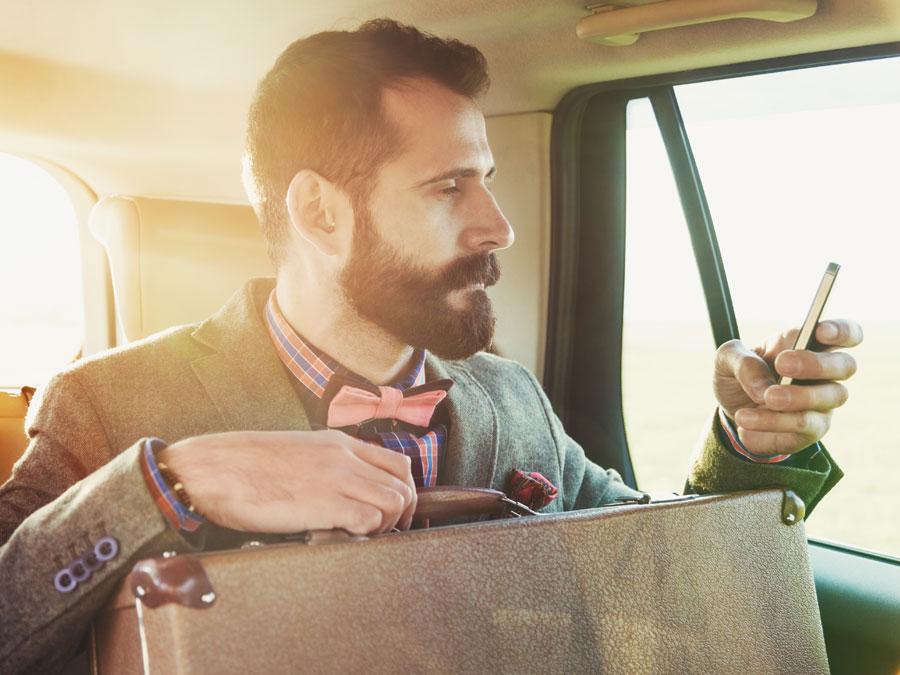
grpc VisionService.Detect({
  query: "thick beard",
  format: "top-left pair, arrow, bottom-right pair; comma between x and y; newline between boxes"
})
339,208 -> 501,360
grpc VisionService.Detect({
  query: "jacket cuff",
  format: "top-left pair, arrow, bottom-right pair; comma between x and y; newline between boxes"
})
0,440 -> 204,673
686,411 -> 843,517
139,438 -> 206,533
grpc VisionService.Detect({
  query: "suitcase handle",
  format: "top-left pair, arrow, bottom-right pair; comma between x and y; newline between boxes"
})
412,486 -> 539,522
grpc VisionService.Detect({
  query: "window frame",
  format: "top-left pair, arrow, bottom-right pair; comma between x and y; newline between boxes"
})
545,40 -> 900,673
545,40 -> 900,489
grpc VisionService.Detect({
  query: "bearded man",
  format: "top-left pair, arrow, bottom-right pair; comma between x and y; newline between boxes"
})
0,18 -> 860,674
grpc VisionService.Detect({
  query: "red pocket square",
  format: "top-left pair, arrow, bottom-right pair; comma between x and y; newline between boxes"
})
508,469 -> 558,511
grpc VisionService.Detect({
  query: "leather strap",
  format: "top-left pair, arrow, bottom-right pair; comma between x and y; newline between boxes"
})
413,486 -> 539,522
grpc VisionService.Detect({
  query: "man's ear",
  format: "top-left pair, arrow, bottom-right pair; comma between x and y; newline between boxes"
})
285,169 -> 341,255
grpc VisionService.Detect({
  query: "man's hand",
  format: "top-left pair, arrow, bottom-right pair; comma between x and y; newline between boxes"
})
713,319 -> 863,456
158,430 -> 417,535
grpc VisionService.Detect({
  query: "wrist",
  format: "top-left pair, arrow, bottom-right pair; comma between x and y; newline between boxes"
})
717,407 -> 791,464
140,438 -> 206,532
155,457 -> 199,516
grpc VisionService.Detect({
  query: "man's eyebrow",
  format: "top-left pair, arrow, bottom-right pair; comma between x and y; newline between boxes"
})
413,166 -> 496,188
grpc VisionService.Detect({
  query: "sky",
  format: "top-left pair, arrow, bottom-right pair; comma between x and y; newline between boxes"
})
624,56 -> 900,328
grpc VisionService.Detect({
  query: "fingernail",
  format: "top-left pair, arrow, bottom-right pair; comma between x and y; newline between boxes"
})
751,378 -> 774,401
767,388 -> 791,408
779,354 -> 799,374
819,322 -> 838,340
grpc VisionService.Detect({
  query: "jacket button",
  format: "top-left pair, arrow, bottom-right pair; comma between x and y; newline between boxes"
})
95,536 -> 119,562
83,550 -> 103,572
70,559 -> 91,583
54,569 -> 77,593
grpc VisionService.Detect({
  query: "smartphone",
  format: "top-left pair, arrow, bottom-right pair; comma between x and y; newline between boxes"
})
778,262 -> 840,386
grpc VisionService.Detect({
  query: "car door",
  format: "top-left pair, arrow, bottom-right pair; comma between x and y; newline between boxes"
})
545,43 -> 900,674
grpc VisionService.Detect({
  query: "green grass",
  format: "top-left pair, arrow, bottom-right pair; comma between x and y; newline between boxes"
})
622,321 -> 900,558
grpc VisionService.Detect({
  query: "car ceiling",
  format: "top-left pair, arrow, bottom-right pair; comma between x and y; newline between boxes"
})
1,0 -> 898,201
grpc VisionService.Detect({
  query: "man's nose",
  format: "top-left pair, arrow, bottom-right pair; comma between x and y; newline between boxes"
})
462,190 -> 515,252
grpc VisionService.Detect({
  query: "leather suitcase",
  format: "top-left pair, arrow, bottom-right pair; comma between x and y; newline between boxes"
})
90,488 -> 829,674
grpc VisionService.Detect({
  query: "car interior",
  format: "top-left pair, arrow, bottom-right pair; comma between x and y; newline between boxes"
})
1,0 -> 898,672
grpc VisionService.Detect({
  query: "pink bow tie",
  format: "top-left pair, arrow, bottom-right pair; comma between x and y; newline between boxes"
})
325,378 -> 453,428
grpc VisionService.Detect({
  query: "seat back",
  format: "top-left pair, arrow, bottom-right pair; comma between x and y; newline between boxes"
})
0,389 -> 32,483
89,196 -> 273,342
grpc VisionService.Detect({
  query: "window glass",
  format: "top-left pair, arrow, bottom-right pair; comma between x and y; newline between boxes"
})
622,97 -> 717,493
0,154 -> 83,387
674,57 -> 900,557
624,56 -> 900,556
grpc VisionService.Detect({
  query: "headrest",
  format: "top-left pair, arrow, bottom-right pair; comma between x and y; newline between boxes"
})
89,196 -> 274,342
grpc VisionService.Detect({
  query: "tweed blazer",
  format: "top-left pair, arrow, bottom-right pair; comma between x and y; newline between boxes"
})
0,278 -> 841,674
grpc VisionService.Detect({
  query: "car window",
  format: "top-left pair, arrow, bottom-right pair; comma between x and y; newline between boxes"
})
623,56 -> 900,557
622,96 -> 716,492
0,154 -> 83,387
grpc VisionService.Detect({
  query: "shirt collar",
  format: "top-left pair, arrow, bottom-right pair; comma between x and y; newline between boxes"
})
264,289 -> 426,400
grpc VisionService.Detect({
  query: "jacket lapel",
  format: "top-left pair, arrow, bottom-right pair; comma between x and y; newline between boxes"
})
427,355 -> 499,490
186,283 -> 497,488
189,279 -> 311,432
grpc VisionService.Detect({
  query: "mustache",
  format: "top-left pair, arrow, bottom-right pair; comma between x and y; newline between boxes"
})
441,252 -> 501,289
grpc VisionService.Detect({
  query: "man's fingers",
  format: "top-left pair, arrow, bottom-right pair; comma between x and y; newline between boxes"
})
396,494 -> 417,532
735,408 -> 831,455
735,407 -> 831,436
763,381 -> 848,412
716,339 -> 776,405
816,319 -> 864,349
734,408 -> 833,455
350,435 -> 416,482
331,497 -> 387,535
345,436 -> 417,530
334,476 -> 409,534
758,329 -> 799,363
718,319 -> 862,456
342,460 -> 414,530
774,349 -> 857,382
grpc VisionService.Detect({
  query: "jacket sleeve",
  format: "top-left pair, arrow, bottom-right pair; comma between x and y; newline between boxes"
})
520,363 -> 841,515
0,371 -> 199,675
685,412 -> 842,516
518,364 -> 642,509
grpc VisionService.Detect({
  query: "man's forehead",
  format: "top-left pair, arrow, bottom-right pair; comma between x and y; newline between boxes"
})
379,78 -> 494,180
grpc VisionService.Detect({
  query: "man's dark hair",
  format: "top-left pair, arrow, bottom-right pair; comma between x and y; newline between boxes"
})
244,18 -> 490,265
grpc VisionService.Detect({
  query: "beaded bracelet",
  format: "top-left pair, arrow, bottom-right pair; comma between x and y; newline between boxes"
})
155,461 -> 198,514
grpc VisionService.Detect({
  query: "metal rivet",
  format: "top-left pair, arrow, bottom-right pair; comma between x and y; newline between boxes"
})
781,490 -> 806,526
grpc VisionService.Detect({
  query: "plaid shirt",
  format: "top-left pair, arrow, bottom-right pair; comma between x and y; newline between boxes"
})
265,290 -> 445,489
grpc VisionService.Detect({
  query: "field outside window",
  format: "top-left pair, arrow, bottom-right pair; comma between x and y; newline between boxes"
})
623,57 -> 900,557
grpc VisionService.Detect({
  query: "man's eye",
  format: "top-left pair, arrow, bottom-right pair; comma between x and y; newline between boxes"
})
440,184 -> 461,197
